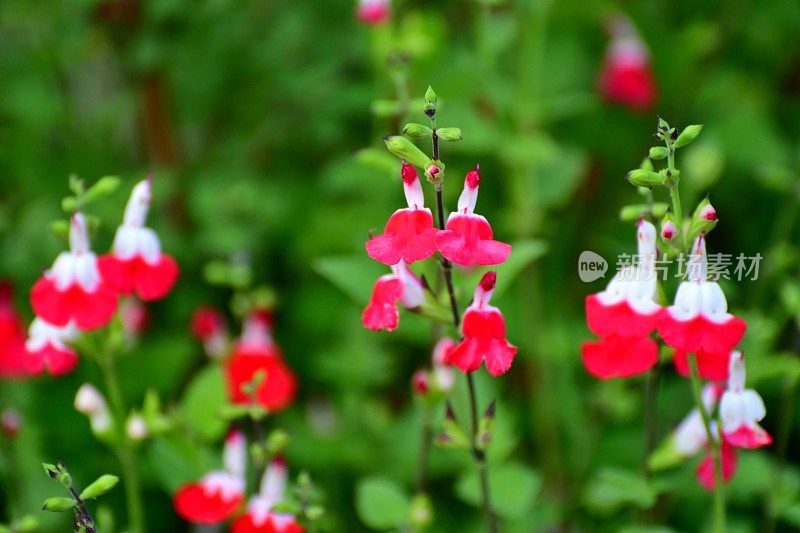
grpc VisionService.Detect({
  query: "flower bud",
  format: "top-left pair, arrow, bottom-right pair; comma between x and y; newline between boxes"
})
403,123 -> 432,138
661,218 -> 678,241
411,370 -> 429,395
41,497 -> 76,512
436,127 -> 463,142
383,136 -> 430,169
79,474 -> 119,500
74,384 -> 112,435
1,408 -> 21,438
688,198 -> 718,239
126,414 -> 148,441
626,168 -> 665,188
673,124 -> 703,149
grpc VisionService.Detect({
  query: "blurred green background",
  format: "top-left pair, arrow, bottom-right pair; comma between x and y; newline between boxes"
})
2,0 -> 800,531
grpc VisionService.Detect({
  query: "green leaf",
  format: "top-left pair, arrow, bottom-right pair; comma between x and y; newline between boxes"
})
79,474 -> 119,500
180,365 -> 228,441
41,497 -> 76,512
456,462 -> 541,519
647,435 -> 685,471
313,256 -> 386,304
147,435 -> 214,493
673,124 -> 703,148
583,468 -> 657,515
355,477 -> 410,529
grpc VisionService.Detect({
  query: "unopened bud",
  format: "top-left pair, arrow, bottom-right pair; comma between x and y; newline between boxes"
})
403,123 -> 432,138
74,385 -> 112,435
1,408 -> 21,438
126,415 -> 148,441
661,219 -> 678,241
699,203 -> 717,221
436,127 -> 463,142
626,168 -> 665,188
673,124 -> 703,149
688,198 -> 718,239
383,136 -> 430,169
411,370 -> 429,395
41,497 -> 76,512
79,474 -> 119,500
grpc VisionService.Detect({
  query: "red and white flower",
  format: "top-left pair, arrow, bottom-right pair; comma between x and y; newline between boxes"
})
98,178 -> 179,301
365,163 -> 439,265
719,351 -> 772,449
448,272 -> 517,376
0,282 -> 28,378
585,219 -> 660,338
411,337 -> 457,396
696,441 -> 738,491
657,236 -> 746,360
24,318 -> 79,376
581,334 -> 658,379
174,431 -> 247,524
356,0 -> 389,26
673,384 -> 723,457
672,349 -> 730,382
362,260 -> 425,332
232,458 -> 304,533
435,167 -> 511,267
598,14 -> 657,111
191,305 -> 229,359
225,311 -> 297,412
30,213 -> 118,331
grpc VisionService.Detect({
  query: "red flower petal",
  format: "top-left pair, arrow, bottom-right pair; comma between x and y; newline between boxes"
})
25,345 -> 78,376
673,350 -> 730,381
585,294 -> 660,337
232,513 -> 305,533
225,348 -> 297,412
435,215 -> 511,266
599,61 -> 657,111
31,278 -> 118,331
449,308 -> 517,376
174,483 -> 243,524
365,209 -> 439,265
98,254 -> 179,301
581,335 -> 658,379
658,313 -> 746,356
361,276 -> 402,332
723,425 -> 772,449
0,296 -> 28,378
696,443 -> 737,491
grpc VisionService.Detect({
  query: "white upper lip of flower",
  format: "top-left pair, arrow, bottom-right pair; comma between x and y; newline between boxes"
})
48,213 -> 100,292
25,318 -> 78,352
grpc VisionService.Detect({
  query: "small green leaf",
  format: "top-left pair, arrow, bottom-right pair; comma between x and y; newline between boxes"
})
180,365 -> 228,441
355,477 -> 410,529
647,435 -> 685,471
383,136 -> 430,168
673,124 -> 703,148
648,146 -> 669,160
583,468 -> 657,515
436,127 -> 463,142
456,462 -> 541,519
41,497 -> 76,512
79,474 -> 119,500
402,123 -> 432,138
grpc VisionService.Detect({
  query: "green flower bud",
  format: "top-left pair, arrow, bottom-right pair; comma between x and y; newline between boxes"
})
626,169 -> 665,188
648,146 -> 669,160
41,497 -> 76,512
402,123 -> 432,138
383,136 -> 430,168
436,127 -> 463,142
84,176 -> 120,203
424,86 -> 437,105
79,475 -> 119,500
673,124 -> 703,149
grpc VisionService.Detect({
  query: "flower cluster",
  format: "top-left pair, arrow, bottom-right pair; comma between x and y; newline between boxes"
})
23,178 -> 178,377
668,353 -> 771,490
583,227 -> 745,382
362,162 -> 516,376
191,306 -> 298,413
174,431 -> 304,531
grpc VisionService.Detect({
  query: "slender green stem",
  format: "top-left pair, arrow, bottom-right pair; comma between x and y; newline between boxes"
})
433,182 -> 497,532
98,357 -> 145,533
687,354 -> 725,533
